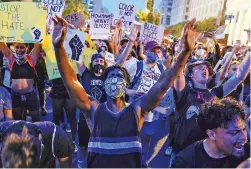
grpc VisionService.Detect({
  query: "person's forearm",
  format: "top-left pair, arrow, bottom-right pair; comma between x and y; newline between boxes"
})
223,52 -> 251,97
115,40 -> 134,65
0,42 -> 13,61
54,47 -> 78,82
219,52 -> 235,80
139,44 -> 146,60
113,29 -> 121,56
141,49 -> 191,112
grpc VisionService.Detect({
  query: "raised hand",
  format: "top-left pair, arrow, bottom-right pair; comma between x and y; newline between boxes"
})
247,30 -> 251,42
69,35 -> 84,61
116,19 -> 123,30
128,26 -> 138,42
52,15 -> 68,47
181,18 -> 198,51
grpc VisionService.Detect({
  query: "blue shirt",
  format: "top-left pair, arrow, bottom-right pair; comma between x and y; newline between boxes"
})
0,86 -> 12,110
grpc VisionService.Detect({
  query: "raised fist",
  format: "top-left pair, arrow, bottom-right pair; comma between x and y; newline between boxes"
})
69,35 -> 84,61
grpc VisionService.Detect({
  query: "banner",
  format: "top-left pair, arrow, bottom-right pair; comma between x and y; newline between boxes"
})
64,28 -> 86,63
113,2 -> 136,30
90,13 -> 112,40
140,22 -> 164,45
63,12 -> 85,29
37,0 -> 65,26
0,2 -> 46,43
42,34 -> 79,80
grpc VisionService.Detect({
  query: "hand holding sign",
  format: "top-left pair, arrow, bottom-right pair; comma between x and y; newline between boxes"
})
128,26 -> 138,42
52,15 -> 68,47
116,18 -> 123,30
69,35 -> 84,61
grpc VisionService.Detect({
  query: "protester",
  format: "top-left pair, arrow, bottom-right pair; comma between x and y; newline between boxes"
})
52,15 -> 198,167
172,97 -> 250,168
168,27 -> 251,167
35,56 -> 48,116
0,120 -> 74,168
0,42 -> 41,122
0,85 -> 12,121
244,95 -> 250,141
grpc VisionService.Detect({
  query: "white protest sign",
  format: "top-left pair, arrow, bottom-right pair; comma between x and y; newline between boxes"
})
90,13 -> 112,40
63,12 -> 85,29
113,2 -> 136,30
37,0 -> 65,25
140,22 -> 164,45
64,29 -> 86,63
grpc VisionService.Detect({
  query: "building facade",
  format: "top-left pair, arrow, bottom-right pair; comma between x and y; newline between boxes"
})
170,0 -> 190,25
188,0 -> 224,21
224,0 -> 251,45
158,0 -> 173,26
87,0 -> 109,13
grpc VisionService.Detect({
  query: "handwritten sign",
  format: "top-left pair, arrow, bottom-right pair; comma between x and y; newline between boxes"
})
113,2 -> 136,30
140,22 -> 164,45
42,34 -> 79,80
37,0 -> 65,26
63,12 -> 85,29
64,28 -> 86,63
90,13 -> 112,40
0,2 -> 46,43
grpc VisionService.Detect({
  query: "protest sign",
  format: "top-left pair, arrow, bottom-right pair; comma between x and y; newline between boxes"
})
63,12 -> 85,29
0,2 -> 46,43
140,22 -> 164,45
83,48 -> 97,70
64,28 -> 86,63
37,0 -> 65,26
90,13 -> 112,40
42,34 -> 79,80
113,2 -> 136,30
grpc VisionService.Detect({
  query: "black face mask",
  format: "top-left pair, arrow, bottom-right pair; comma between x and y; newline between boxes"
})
93,64 -> 105,74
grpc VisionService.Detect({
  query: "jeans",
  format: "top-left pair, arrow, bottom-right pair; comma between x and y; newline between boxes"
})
52,98 -> 77,140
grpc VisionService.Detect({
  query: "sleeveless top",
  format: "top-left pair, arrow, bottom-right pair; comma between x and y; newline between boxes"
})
87,103 -> 142,168
11,60 -> 36,79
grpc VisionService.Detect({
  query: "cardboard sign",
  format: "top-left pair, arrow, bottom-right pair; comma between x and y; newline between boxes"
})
64,28 -> 86,63
90,13 -> 112,40
113,2 -> 136,30
37,0 -> 65,26
0,2 -> 46,43
140,22 -> 164,45
63,12 -> 85,29
42,34 -> 79,80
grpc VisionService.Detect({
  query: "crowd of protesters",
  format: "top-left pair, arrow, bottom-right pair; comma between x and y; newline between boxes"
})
0,10 -> 250,168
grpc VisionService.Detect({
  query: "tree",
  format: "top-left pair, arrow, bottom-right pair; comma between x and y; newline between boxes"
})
137,9 -> 147,22
165,17 -> 218,38
62,0 -> 89,19
146,11 -> 154,23
155,11 -> 161,25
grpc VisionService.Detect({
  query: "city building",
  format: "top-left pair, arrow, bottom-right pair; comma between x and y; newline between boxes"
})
224,0 -> 251,45
158,0 -> 173,26
87,0 -> 109,13
170,0 -> 190,25
188,0 -> 224,21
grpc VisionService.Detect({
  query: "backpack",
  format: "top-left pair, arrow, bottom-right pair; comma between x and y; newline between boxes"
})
128,61 -> 165,89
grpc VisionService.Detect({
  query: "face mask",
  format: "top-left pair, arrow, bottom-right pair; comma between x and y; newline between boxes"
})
146,52 -> 159,64
93,64 -> 105,74
14,53 -> 26,59
196,49 -> 205,57
101,46 -> 106,52
105,77 -> 126,99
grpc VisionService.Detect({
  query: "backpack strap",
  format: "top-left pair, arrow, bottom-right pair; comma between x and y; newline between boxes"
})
128,61 -> 143,89
26,56 -> 39,80
9,58 -> 15,70
157,62 -> 165,73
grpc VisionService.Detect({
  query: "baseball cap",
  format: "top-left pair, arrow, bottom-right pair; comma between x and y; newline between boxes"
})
186,59 -> 213,75
91,53 -> 104,63
144,41 -> 161,51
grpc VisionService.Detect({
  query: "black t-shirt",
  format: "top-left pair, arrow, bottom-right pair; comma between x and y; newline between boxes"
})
49,78 -> 70,99
172,84 -> 223,153
0,121 -> 74,168
172,140 -> 250,168
81,69 -> 106,103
